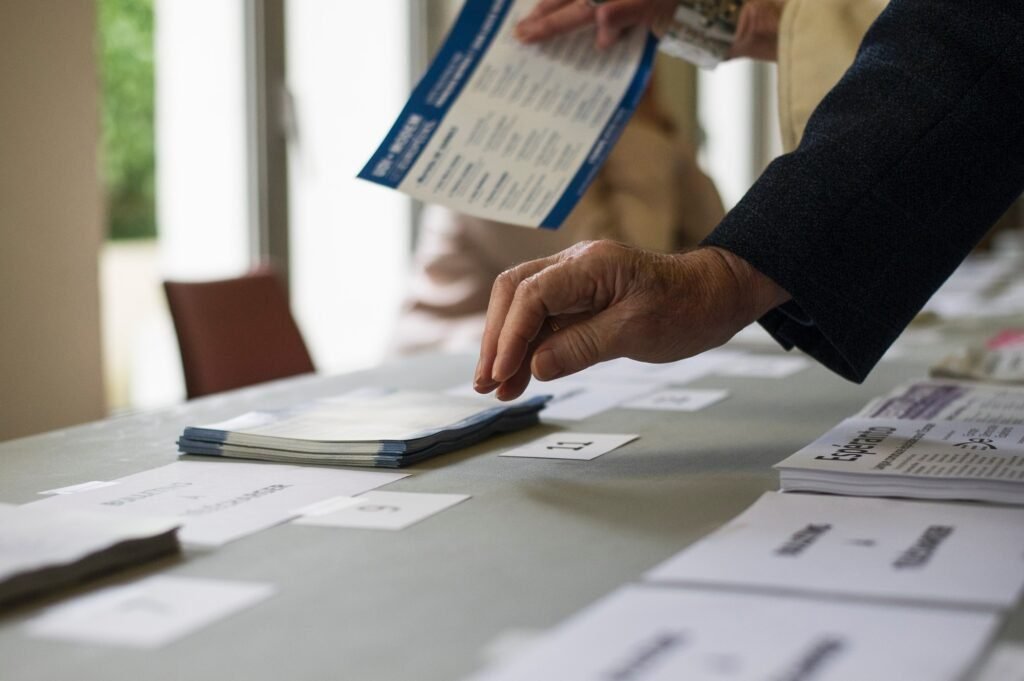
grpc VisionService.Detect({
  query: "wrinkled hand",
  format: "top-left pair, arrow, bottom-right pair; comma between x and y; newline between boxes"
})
474,241 -> 790,400
515,0 -> 785,62
515,0 -> 678,50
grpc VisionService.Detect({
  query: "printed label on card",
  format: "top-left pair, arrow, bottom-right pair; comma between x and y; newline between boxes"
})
621,389 -> 728,412
294,491 -> 470,531
499,433 -> 639,460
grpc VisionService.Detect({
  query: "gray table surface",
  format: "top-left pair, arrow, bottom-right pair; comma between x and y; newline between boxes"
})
2,331 -> 1022,681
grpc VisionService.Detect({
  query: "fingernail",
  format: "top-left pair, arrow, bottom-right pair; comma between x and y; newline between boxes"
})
474,376 -> 498,393
532,348 -> 563,381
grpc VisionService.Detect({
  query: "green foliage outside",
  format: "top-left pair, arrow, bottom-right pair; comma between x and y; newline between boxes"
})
98,0 -> 156,240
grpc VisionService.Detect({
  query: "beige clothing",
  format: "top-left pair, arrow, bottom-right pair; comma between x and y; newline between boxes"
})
778,0 -> 888,152
394,117 -> 724,355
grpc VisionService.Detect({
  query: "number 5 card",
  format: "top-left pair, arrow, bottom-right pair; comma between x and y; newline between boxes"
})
293,491 -> 470,531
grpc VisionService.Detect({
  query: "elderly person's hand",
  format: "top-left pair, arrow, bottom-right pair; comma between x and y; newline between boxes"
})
474,241 -> 790,400
515,0 -> 677,50
515,0 -> 786,61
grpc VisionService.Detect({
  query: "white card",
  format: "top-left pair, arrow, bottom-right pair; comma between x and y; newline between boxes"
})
646,492 -> 1024,608
467,585 -> 997,681
621,388 -> 728,412
25,462 -> 407,547
499,433 -> 638,461
448,379 -> 661,421
39,480 -> 119,496
713,355 -> 809,378
580,350 -> 745,385
23,576 -> 274,648
294,491 -> 469,530
973,643 -> 1024,681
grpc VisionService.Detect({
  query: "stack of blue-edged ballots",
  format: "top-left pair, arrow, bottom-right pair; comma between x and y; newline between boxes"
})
177,388 -> 549,468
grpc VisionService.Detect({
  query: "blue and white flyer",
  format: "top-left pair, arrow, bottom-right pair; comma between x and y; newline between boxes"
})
359,0 -> 658,229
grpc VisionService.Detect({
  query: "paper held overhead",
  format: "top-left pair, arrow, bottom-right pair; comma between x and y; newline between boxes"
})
358,0 -> 657,229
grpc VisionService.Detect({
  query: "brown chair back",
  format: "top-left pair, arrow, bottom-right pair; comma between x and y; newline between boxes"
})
164,266 -> 315,399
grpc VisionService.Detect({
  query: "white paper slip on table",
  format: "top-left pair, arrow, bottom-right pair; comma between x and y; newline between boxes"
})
645,491 -> 1024,608
464,584 -> 999,681
713,354 -> 810,378
294,491 -> 470,531
621,388 -> 728,412
24,462 -> 407,547
23,576 -> 275,649
449,378 -> 659,421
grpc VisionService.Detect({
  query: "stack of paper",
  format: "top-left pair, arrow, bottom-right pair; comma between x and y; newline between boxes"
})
858,379 -> 1024,424
0,504 -> 180,608
774,417 -> 1024,504
176,389 -> 548,467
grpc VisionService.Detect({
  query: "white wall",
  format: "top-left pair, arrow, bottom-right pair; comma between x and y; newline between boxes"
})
0,0 -> 107,440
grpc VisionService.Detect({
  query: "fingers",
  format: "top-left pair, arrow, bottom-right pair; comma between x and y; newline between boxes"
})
493,257 -> 597,382
516,0 -> 595,43
532,311 -> 620,380
727,0 -> 783,61
595,0 -> 677,48
594,0 -> 646,48
475,256 -> 558,392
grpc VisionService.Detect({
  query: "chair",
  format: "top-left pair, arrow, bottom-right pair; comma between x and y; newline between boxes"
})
164,266 -> 315,399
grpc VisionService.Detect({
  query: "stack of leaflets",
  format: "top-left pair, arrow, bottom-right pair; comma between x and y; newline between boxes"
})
774,379 -> 1024,503
177,389 -> 549,468
0,504 -> 180,608
774,416 -> 1024,504
856,379 -> 1024,425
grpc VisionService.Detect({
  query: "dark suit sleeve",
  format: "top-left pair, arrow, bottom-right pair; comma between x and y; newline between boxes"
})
702,0 -> 1024,382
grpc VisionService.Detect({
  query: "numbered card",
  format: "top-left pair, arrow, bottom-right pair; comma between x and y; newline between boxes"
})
23,576 -> 275,648
499,433 -> 639,461
293,491 -> 470,531
621,388 -> 728,412
713,355 -> 809,378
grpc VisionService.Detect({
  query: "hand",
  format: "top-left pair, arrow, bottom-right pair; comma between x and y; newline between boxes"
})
474,241 -> 790,400
728,0 -> 786,61
515,0 -> 678,50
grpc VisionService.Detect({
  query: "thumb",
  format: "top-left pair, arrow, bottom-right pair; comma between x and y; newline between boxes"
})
530,310 -> 624,380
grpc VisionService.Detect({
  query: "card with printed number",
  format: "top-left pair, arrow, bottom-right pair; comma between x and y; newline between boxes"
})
499,433 -> 639,461
293,491 -> 470,531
